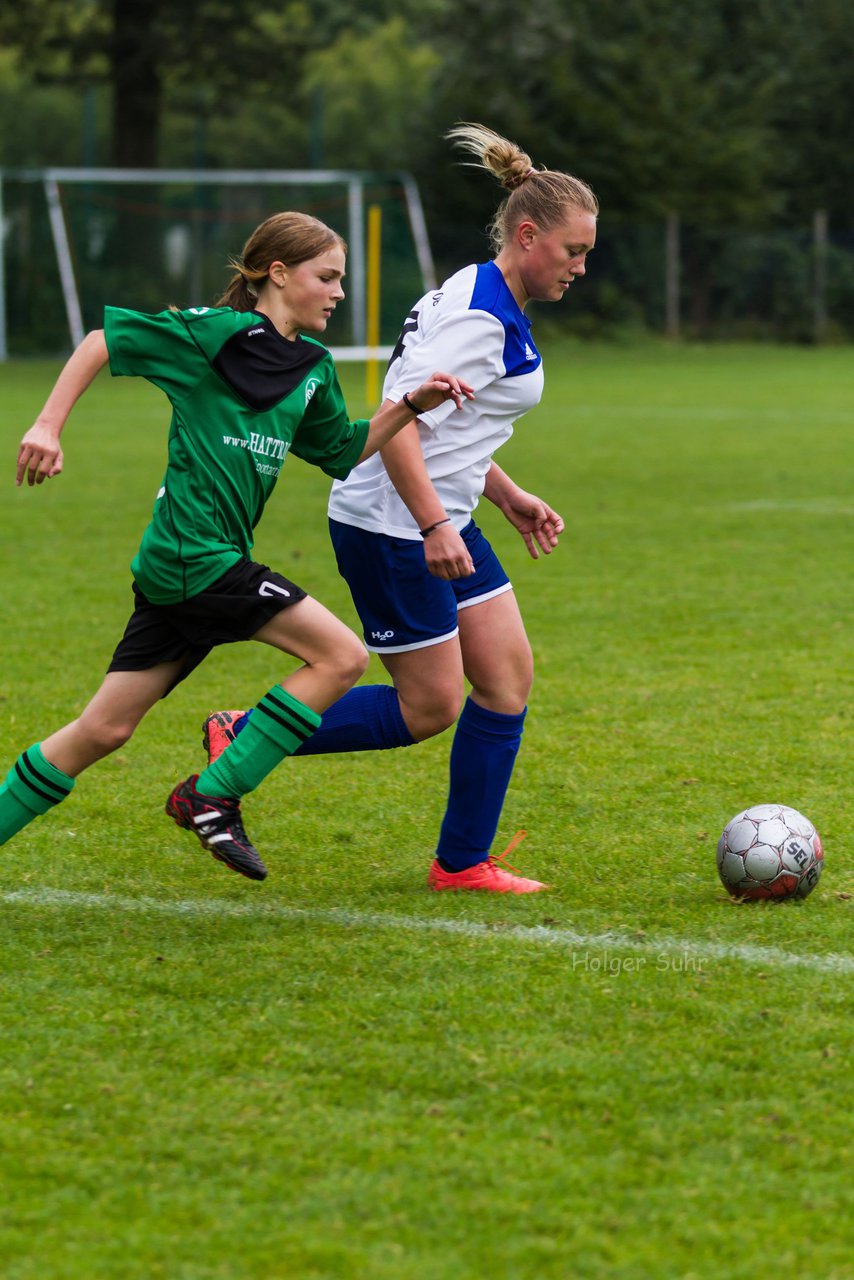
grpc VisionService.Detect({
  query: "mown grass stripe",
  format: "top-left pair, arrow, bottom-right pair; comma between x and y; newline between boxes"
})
3,886 -> 852,975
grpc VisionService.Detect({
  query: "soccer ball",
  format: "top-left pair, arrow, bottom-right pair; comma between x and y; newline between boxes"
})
716,804 -> 824,900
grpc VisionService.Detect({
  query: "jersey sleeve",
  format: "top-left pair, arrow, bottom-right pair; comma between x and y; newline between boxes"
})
104,306 -> 207,402
383,307 -> 507,431
290,360 -> 370,479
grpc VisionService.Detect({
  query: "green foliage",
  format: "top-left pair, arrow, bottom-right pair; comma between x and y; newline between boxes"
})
302,18 -> 441,169
0,0 -> 339,166
0,0 -> 110,85
0,0 -> 831,221
1,345 -> 853,1277
558,0 -> 785,221
771,0 -> 854,222
3,1 -> 854,342
0,51 -> 106,168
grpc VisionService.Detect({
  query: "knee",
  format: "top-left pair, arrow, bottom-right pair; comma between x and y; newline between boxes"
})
426,689 -> 464,737
403,685 -> 463,741
514,661 -> 534,708
469,650 -> 534,715
333,637 -> 370,690
75,712 -> 135,758
517,640 -> 535,699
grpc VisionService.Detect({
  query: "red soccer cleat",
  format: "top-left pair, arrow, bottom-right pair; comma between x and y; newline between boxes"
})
201,710 -> 246,764
428,832 -> 549,894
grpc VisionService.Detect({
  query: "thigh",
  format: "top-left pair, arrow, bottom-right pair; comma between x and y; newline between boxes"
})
380,635 -> 465,724
252,597 -> 368,715
252,595 -> 363,664
458,590 -> 533,713
81,664 -> 186,725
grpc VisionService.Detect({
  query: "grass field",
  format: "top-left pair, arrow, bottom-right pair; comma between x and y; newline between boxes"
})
1,342 -> 852,1279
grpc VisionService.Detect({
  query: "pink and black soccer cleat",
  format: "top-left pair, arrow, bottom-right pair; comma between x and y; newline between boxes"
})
165,773 -> 267,881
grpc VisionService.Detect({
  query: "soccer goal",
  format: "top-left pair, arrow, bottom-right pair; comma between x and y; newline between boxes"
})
0,167 -> 436,360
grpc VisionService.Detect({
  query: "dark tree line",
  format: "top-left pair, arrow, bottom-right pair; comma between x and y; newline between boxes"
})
2,0 -> 853,340
2,0 -> 851,221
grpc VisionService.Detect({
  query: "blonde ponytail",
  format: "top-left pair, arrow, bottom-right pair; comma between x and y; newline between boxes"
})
446,122 -> 598,253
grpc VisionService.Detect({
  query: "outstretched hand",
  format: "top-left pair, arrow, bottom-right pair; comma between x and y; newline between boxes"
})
411,373 -> 475,414
16,426 -> 64,487
500,488 -> 565,559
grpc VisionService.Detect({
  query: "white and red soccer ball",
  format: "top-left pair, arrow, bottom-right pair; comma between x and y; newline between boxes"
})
717,804 -> 824,901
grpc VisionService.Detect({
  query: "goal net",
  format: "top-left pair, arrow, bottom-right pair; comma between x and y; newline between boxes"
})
0,168 -> 436,359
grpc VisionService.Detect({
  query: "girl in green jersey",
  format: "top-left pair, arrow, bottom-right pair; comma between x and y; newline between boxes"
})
2,211 -> 472,879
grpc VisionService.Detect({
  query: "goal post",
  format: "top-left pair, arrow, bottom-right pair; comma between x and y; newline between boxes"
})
0,167 -> 436,360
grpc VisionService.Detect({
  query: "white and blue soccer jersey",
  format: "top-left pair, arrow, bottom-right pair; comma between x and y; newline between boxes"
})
328,260 -> 544,539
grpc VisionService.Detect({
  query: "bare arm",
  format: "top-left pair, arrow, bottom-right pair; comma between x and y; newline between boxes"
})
16,330 -> 110,486
484,460 -> 565,560
380,417 -> 475,579
355,373 -> 473,465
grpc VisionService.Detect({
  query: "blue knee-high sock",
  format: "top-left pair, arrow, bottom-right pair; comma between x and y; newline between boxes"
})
435,697 -> 527,871
230,685 -> 415,754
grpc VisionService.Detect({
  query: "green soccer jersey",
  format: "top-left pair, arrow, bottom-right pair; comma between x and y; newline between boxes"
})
104,304 -> 370,604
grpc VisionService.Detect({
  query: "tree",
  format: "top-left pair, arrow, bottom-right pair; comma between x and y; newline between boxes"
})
302,18 -> 440,170
770,0 -> 854,225
0,0 -> 349,167
394,0 -> 798,325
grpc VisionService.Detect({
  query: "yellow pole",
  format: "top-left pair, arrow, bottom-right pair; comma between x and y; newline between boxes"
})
366,204 -> 382,405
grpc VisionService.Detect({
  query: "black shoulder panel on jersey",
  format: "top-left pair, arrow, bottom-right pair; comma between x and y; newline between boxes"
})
212,318 -> 327,411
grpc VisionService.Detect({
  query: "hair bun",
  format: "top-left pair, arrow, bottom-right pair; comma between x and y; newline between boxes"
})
507,166 -> 538,191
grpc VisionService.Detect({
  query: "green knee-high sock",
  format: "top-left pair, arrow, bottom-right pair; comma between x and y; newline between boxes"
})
196,686 -> 322,800
0,743 -> 76,846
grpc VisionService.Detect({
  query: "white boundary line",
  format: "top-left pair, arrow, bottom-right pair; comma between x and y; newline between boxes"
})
3,887 -> 852,975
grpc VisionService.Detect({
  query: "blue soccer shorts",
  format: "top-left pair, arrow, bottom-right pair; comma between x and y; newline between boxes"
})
328,518 -> 512,653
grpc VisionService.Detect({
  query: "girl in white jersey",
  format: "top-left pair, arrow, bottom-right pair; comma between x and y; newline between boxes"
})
206,125 -> 598,892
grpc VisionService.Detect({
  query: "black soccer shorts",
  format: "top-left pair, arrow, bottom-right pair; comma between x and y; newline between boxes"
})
107,557 -> 307,692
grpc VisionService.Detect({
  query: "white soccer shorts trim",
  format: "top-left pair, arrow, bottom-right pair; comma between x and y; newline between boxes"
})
363,580 -> 514,653
365,626 -> 460,655
456,581 -> 514,610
